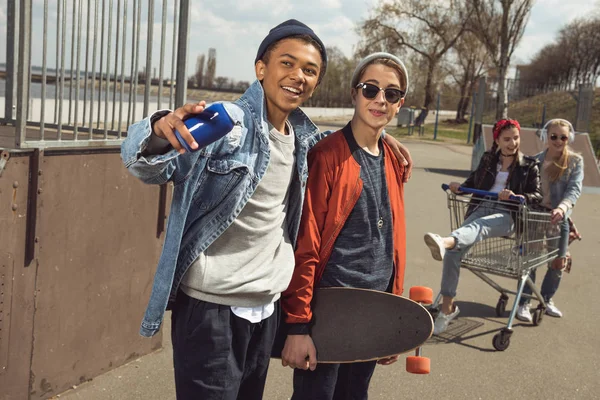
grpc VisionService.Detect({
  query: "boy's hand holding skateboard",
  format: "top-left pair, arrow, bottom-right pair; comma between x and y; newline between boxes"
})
281,334 -> 318,371
377,355 -> 400,365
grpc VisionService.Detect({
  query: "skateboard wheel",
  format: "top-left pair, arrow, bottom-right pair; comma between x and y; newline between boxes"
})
409,286 -> 433,305
406,356 -> 430,374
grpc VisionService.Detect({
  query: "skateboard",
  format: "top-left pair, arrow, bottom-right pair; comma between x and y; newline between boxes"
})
273,286 -> 434,373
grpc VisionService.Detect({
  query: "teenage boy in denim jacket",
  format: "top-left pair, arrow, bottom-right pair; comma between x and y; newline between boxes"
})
121,20 -> 412,400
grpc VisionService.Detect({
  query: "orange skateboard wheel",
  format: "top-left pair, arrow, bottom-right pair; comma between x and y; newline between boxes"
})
406,356 -> 430,374
409,286 -> 433,305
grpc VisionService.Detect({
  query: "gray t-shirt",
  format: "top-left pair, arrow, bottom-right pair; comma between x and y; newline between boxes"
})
319,125 -> 394,292
181,121 -> 297,306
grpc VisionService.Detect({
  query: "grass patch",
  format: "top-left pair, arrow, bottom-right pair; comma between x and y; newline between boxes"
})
388,120 -> 472,144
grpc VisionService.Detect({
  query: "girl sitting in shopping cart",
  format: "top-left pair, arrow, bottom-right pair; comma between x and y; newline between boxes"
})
515,118 -> 584,322
424,119 -> 542,335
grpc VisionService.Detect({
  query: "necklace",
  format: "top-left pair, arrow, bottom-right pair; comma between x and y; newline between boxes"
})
358,145 -> 386,229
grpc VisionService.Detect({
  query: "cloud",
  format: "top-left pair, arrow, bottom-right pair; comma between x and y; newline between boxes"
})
313,16 -> 358,55
3,0 -> 600,83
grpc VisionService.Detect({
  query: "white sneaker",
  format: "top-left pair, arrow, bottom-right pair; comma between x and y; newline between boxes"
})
433,306 -> 460,335
424,233 -> 446,261
545,299 -> 563,318
516,303 -> 532,322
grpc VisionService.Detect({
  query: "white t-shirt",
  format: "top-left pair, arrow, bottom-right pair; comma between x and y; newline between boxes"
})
489,163 -> 509,194
181,121 -> 296,323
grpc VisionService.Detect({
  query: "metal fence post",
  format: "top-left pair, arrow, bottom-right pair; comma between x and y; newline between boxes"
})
4,0 -> 18,123
467,92 -> 476,144
15,0 -> 32,147
541,103 -> 546,128
475,77 -> 486,126
575,84 -> 594,133
143,0 -> 155,118
175,0 -> 190,109
433,93 -> 440,140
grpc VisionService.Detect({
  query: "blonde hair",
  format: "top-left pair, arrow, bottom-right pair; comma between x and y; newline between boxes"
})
545,119 -> 572,182
352,58 -> 408,92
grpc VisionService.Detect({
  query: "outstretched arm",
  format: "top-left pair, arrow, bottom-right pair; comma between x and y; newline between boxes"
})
121,101 -> 209,185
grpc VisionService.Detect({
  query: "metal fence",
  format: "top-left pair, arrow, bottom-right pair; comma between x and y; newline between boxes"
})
1,0 -> 190,149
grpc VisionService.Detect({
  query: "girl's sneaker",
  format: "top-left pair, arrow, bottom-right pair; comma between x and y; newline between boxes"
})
433,305 -> 460,335
545,299 -> 563,317
516,303 -> 532,322
424,233 -> 446,261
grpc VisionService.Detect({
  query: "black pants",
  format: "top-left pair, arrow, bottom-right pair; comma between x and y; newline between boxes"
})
171,292 -> 279,400
292,361 -> 377,400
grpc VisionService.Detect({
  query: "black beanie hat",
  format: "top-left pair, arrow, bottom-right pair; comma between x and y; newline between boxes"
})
255,19 -> 327,75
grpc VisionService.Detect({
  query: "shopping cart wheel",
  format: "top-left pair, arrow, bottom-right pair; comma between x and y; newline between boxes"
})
406,356 -> 430,374
409,286 -> 434,304
495,295 -> 508,317
492,329 -> 512,351
533,307 -> 544,326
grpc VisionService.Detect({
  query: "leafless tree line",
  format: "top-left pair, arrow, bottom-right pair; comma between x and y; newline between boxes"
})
519,17 -> 600,93
310,0 -> 534,121
191,48 -> 251,93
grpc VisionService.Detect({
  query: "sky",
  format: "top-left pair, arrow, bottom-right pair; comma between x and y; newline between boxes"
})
0,0 -> 599,83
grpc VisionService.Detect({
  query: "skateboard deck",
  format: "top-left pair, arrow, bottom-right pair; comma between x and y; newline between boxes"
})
273,287 -> 433,363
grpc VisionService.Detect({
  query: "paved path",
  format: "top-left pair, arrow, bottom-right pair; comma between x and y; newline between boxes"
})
58,139 -> 600,400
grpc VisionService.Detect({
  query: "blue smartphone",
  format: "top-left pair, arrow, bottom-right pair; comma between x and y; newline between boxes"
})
174,103 -> 235,152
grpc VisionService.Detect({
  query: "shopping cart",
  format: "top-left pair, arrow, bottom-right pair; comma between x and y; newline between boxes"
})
431,184 -> 561,351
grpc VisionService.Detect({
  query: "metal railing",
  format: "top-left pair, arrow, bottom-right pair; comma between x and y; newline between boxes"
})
1,0 -> 190,149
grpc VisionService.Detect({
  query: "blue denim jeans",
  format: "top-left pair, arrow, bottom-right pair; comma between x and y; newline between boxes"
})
440,204 -> 515,298
520,217 -> 569,305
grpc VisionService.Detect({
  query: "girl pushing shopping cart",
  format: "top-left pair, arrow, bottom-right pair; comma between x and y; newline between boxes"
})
422,119 -> 561,351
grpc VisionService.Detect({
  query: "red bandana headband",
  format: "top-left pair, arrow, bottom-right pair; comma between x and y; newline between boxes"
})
493,119 -> 520,140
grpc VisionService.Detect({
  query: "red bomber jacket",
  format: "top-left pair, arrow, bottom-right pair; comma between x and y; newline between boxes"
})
282,127 -> 407,326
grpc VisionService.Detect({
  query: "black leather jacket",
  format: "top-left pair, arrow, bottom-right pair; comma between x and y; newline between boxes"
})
462,151 -> 542,216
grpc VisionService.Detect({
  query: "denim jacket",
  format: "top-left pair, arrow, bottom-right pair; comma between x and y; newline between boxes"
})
535,149 -> 584,215
121,80 -> 325,337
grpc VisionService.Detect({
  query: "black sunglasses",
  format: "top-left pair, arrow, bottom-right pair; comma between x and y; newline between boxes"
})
356,83 -> 405,104
550,134 -> 569,142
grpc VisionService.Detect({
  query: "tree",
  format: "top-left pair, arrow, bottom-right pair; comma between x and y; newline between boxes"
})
235,81 -> 251,92
214,76 -> 229,90
446,32 -> 489,122
195,54 -> 205,87
516,17 -> 600,97
469,0 -> 534,119
304,46 -> 356,107
558,18 -> 600,86
205,48 -> 217,89
357,0 -> 472,125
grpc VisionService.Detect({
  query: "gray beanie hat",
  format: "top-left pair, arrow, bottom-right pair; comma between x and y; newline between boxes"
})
351,52 -> 409,95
